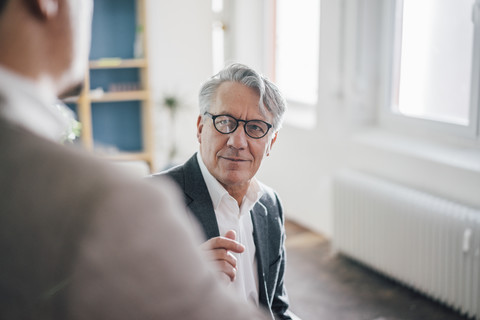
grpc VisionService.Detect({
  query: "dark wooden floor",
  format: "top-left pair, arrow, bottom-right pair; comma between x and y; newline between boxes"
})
284,220 -> 474,320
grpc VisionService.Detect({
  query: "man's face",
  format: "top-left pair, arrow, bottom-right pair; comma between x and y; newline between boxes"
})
197,81 -> 277,193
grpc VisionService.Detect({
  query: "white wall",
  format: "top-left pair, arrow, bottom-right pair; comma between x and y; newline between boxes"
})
146,0 -> 213,169
145,0 -> 480,238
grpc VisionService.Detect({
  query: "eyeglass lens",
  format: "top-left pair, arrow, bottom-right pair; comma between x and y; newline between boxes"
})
214,115 -> 270,138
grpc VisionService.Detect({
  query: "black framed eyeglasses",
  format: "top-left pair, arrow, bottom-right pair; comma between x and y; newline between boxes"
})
204,112 -> 273,139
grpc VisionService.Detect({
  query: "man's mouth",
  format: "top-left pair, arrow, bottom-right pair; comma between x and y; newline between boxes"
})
220,156 -> 247,162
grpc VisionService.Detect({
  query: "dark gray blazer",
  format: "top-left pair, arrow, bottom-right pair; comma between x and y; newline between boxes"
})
153,154 -> 292,320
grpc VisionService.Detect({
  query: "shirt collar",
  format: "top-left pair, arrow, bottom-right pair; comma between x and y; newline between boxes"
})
196,152 -> 264,211
0,65 -> 72,142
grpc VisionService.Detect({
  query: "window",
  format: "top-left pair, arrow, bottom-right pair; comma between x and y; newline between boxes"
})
275,0 -> 320,106
385,0 -> 480,139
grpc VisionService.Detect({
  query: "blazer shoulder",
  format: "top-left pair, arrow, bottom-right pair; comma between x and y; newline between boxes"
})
163,164 -> 184,180
257,181 -> 286,224
258,182 -> 281,208
151,163 -> 186,188
149,154 -> 201,197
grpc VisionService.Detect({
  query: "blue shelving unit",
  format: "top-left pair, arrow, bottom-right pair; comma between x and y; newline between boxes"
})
68,0 -> 154,170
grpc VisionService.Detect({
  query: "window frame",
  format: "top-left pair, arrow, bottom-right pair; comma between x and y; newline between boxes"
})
379,0 -> 480,142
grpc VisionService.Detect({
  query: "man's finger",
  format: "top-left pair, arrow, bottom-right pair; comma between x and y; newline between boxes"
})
224,229 -> 236,240
204,248 -> 237,267
215,260 -> 237,281
201,236 -> 245,253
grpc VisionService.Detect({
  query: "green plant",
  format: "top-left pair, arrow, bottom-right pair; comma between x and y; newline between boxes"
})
55,101 -> 82,144
161,95 -> 180,162
163,95 -> 179,113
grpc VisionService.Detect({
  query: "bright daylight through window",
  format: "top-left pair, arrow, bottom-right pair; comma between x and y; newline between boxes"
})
393,0 -> 475,126
275,0 -> 320,106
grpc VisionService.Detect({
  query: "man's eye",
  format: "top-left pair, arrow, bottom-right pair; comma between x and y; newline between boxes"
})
218,119 -> 233,126
247,123 -> 266,133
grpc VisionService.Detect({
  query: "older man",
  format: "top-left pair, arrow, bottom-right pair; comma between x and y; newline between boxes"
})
0,1 -> 269,319
153,64 -> 293,319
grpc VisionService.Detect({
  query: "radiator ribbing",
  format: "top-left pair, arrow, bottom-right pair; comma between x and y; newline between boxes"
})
333,169 -> 480,319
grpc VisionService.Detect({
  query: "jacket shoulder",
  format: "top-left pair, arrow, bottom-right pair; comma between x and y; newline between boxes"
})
258,182 -> 281,208
151,163 -> 186,188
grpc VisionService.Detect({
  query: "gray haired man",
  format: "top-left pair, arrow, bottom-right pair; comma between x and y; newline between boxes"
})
153,64 -> 294,319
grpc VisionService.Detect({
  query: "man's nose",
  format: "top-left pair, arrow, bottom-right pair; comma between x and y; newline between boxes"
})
227,124 -> 248,149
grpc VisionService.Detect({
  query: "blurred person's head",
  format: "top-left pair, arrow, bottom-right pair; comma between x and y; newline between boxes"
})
197,63 -> 287,196
0,0 -> 93,97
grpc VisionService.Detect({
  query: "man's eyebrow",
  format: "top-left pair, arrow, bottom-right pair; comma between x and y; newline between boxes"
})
216,111 -> 233,116
215,112 -> 238,119
217,112 -> 267,121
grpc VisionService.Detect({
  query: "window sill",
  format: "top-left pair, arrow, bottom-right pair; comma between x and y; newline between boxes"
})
351,127 -> 480,174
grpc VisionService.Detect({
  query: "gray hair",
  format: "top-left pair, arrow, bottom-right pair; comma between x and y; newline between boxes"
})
199,63 -> 287,130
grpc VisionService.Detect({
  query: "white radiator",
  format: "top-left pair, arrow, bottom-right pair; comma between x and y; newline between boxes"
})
333,169 -> 480,319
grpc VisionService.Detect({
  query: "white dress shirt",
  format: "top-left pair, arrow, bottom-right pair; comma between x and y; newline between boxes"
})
0,66 -> 72,142
197,152 -> 263,306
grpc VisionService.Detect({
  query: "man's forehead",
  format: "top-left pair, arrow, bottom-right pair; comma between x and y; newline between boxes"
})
210,106 -> 272,122
211,83 -> 271,120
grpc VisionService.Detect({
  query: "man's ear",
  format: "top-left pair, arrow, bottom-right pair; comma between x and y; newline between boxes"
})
266,131 -> 278,156
196,115 -> 203,143
26,0 -> 59,19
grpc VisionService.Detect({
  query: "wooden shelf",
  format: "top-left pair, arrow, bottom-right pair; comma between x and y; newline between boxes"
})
89,58 -> 147,69
69,0 -> 155,173
90,90 -> 149,102
63,90 -> 149,103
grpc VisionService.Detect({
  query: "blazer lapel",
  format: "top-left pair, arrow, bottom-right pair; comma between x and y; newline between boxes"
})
251,201 -> 269,307
183,154 -> 220,239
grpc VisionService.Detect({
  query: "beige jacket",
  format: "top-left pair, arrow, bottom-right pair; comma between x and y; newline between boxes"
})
0,113 -> 268,320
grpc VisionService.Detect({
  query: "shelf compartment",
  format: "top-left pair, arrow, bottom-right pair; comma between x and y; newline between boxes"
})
90,68 -> 141,94
91,101 -> 142,152
90,0 -> 137,60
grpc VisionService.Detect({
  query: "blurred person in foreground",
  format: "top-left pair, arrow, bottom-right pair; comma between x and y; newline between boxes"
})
0,0 -> 269,319
152,64 -> 296,319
